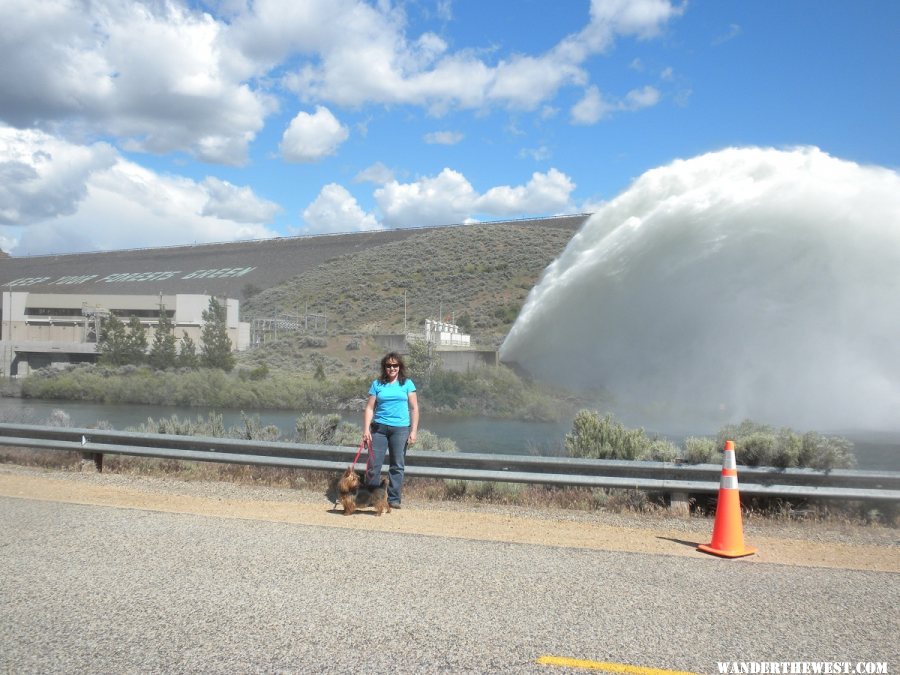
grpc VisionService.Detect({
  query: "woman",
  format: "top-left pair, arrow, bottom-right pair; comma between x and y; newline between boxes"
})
363,352 -> 419,508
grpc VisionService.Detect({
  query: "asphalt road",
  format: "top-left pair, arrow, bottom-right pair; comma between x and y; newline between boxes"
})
0,496 -> 897,674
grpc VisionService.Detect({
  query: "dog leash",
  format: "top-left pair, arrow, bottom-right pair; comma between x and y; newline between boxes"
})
332,439 -> 370,509
350,438 -> 374,473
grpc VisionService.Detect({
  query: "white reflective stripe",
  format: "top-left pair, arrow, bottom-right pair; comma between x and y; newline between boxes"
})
720,475 -> 738,490
723,451 -> 736,470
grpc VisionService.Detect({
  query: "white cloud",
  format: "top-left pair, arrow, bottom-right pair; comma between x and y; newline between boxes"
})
0,126 -> 278,255
436,1 -> 453,22
0,0 -> 271,165
713,23 -> 742,46
376,169 -> 477,228
476,169 -> 575,214
354,162 -> 395,185
624,85 -> 660,110
272,0 -> 681,112
588,0 -> 683,40
280,106 -> 349,162
302,183 -> 380,233
571,84 -> 660,124
0,127 -> 117,226
571,86 -> 613,125
540,105 -> 559,120
556,0 -> 683,62
519,146 -> 552,162
424,131 -> 464,145
375,167 -> 575,228
0,0 -> 682,168
201,177 -> 281,223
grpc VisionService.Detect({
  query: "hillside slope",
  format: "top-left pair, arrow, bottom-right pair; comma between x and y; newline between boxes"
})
239,222 -> 577,375
243,223 -> 576,340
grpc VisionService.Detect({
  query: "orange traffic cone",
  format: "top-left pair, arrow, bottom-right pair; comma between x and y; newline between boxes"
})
697,440 -> 757,558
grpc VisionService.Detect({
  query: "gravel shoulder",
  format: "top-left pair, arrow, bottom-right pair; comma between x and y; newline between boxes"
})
0,463 -> 896,573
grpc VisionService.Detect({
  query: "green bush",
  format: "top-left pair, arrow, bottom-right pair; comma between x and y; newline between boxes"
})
295,412 -> 359,446
798,431 -> 856,470
233,413 -> 281,441
682,436 -> 719,464
565,411 -> 653,460
740,431 -> 779,466
718,419 -> 856,470
131,412 -> 227,437
647,438 -> 679,463
564,414 -> 856,471
414,429 -> 459,453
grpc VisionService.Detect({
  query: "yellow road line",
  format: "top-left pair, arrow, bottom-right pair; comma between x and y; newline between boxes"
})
537,655 -> 699,675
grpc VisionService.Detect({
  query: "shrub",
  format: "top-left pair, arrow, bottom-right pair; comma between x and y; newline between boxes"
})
295,413 -> 359,446
718,419 -> 856,470
234,413 -> 281,441
414,429 -> 459,453
682,436 -> 719,464
739,431 -> 778,466
798,431 -> 856,469
131,412 -> 227,437
647,438 -> 679,463
243,364 -> 269,381
565,411 -> 652,460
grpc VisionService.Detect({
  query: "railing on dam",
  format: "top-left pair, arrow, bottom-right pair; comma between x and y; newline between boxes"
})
0,423 -> 898,503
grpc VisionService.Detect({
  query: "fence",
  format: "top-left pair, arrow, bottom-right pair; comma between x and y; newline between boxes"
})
0,423 -> 898,503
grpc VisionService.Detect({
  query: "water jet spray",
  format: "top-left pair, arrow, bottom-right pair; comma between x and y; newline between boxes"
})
500,147 -> 900,433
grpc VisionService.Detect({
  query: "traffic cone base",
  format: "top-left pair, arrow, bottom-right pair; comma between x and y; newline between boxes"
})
697,542 -> 757,558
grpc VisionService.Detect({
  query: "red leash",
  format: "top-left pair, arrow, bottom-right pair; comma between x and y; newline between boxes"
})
350,438 -> 373,473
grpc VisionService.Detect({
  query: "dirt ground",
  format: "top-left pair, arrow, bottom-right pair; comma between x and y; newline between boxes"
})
0,464 -> 896,573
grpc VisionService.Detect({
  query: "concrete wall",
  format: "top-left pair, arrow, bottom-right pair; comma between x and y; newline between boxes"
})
373,334 -> 409,353
437,349 -> 499,372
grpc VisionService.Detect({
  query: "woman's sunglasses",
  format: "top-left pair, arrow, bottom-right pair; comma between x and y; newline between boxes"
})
385,363 -> 400,369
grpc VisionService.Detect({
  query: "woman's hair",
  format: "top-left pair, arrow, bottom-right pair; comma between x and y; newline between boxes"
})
379,352 -> 407,384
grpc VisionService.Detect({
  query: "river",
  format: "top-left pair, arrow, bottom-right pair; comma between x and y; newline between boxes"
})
0,398 -> 572,457
1,398 -> 897,470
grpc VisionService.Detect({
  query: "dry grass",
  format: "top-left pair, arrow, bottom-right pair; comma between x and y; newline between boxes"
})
2,448 -> 894,526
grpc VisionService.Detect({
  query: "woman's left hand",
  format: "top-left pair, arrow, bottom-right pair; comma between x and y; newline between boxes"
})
408,430 -> 417,445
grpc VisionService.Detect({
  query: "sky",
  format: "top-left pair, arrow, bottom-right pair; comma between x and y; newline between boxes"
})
0,0 -> 898,257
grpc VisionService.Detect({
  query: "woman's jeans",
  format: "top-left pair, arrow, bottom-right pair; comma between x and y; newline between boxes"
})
367,423 -> 409,505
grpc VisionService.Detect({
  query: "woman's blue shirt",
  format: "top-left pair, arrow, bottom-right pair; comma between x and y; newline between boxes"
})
369,378 -> 416,426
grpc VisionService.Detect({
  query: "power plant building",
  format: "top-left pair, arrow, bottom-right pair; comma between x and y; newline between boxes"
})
1,291 -> 247,377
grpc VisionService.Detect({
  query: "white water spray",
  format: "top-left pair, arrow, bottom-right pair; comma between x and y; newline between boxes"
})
500,147 -> 900,432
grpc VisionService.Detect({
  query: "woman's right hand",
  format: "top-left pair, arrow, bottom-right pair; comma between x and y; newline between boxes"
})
363,429 -> 372,445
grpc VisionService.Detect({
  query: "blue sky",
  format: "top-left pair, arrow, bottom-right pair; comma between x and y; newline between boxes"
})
0,0 -> 897,256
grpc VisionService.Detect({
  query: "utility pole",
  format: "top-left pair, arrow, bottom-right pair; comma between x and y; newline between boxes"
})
4,284 -> 12,378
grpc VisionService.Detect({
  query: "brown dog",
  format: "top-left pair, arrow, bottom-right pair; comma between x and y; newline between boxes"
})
334,466 -> 391,516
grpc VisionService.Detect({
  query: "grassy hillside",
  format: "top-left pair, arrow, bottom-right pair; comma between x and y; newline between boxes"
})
238,222 -> 576,376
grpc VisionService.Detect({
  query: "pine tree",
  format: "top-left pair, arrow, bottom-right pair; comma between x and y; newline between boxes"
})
200,297 -> 235,372
148,309 -> 177,370
123,316 -> 148,364
98,314 -> 129,365
178,332 -> 199,368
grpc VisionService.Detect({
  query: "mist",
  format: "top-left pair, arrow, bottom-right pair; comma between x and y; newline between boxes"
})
500,147 -> 900,433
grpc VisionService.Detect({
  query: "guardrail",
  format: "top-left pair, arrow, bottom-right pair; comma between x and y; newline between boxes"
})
1,423 -> 898,503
